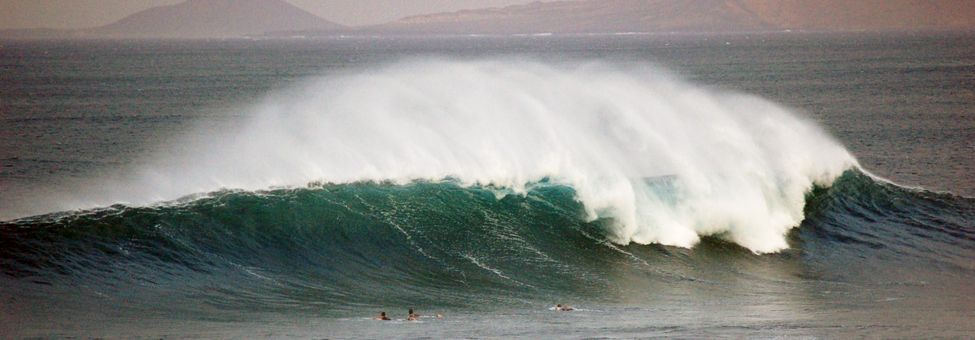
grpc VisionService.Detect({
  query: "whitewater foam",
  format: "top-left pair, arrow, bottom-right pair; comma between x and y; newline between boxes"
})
10,59 -> 857,253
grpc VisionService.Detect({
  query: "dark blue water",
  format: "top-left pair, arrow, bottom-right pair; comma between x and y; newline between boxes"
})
1,33 -> 974,337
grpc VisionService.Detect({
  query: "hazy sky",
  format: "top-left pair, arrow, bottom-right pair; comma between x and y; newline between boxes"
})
0,0 -> 537,29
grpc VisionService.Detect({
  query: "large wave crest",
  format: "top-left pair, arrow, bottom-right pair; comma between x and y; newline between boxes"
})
9,59 -> 858,253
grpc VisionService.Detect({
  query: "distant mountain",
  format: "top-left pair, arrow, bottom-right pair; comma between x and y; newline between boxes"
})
374,0 -> 975,34
84,0 -> 345,38
4,0 -> 973,40
740,0 -> 975,31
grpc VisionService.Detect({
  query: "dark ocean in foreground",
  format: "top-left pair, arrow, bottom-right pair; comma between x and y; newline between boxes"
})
1,33 -> 974,338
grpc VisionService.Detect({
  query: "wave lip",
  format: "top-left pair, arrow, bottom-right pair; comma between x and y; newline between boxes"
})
5,60 -> 857,252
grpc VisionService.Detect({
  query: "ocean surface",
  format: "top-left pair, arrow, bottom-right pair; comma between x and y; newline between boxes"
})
1,33 -> 973,338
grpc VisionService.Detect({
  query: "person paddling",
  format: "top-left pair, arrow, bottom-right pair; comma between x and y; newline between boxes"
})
375,311 -> 391,320
408,308 -> 419,321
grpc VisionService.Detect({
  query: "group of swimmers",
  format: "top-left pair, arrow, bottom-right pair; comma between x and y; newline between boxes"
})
374,308 -> 443,321
375,304 -> 573,321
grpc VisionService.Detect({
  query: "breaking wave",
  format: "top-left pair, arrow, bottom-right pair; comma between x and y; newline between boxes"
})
5,59 -> 857,253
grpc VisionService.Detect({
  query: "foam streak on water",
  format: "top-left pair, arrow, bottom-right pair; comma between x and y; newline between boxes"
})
22,60 -> 856,253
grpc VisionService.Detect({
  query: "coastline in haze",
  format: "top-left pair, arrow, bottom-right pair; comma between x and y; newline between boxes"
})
2,0 -> 975,39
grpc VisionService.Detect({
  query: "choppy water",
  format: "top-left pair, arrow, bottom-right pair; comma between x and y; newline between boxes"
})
1,33 -> 973,338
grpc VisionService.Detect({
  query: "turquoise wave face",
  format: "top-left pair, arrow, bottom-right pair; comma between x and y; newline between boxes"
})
2,60 -> 858,254
2,170 -> 973,316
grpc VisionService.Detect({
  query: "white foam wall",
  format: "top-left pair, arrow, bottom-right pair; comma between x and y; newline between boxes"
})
14,60 -> 858,253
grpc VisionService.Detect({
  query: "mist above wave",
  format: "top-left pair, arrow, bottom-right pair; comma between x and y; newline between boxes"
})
21,59 -> 857,253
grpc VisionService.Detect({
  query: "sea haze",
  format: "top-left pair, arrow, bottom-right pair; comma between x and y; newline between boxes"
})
1,33 -> 973,338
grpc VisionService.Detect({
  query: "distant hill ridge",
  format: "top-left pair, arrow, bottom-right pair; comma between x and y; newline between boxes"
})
86,0 -> 345,38
1,0 -> 973,39
377,0 -> 975,34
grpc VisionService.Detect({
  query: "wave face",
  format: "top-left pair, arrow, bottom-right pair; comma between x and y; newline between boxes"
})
2,171 -> 973,315
10,60 -> 856,253
3,60 -> 975,332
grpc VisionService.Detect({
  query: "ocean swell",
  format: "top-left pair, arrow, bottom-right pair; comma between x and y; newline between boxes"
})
6,59 -> 857,253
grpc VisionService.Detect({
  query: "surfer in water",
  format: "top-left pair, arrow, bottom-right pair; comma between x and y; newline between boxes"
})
408,308 -> 419,321
556,304 -> 574,311
374,311 -> 391,321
